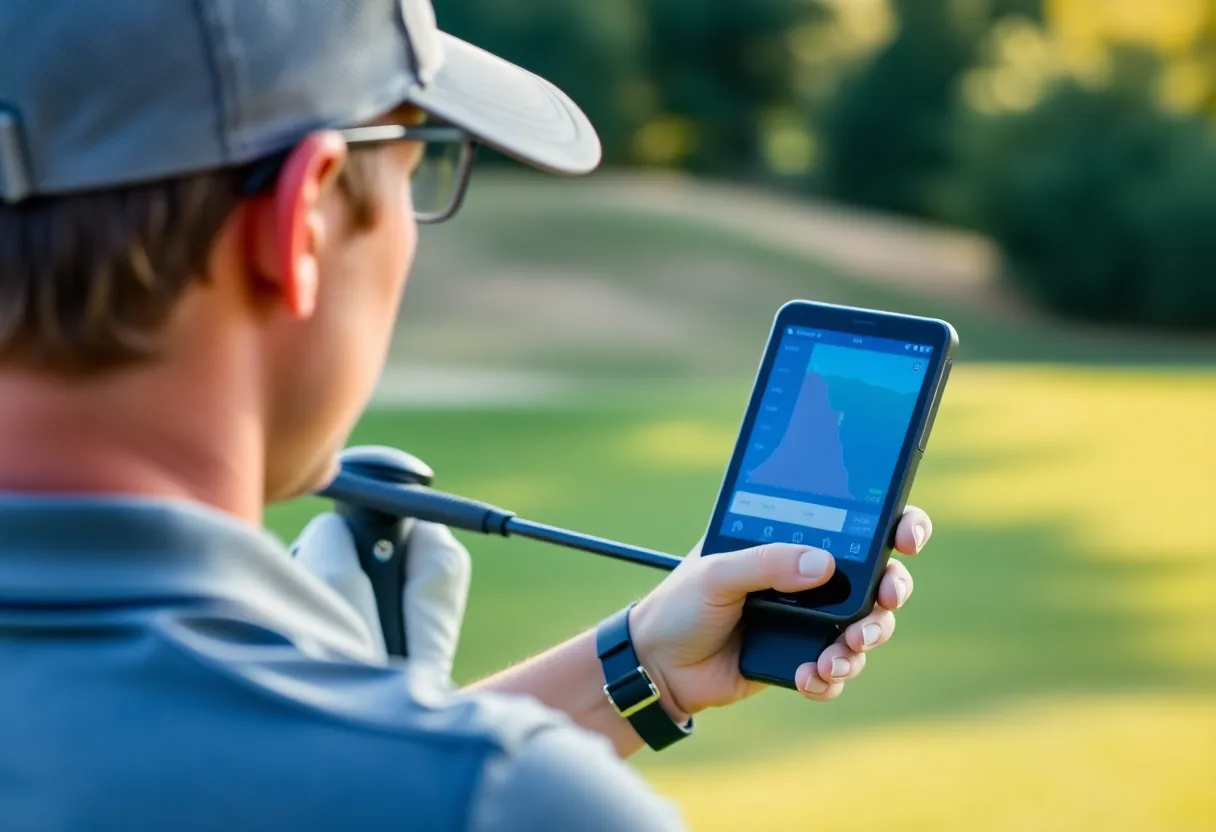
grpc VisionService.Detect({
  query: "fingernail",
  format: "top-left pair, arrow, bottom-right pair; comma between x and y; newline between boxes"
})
912,524 -> 926,553
798,549 -> 831,580
862,623 -> 882,648
803,674 -> 829,695
894,577 -> 909,608
830,656 -> 851,678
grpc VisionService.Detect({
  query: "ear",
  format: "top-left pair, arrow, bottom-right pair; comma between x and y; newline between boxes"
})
247,132 -> 348,319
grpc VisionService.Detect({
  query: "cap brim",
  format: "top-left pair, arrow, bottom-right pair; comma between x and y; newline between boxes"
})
405,34 -> 602,176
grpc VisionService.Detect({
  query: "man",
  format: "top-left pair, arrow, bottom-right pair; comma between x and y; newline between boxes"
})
0,2 -> 933,830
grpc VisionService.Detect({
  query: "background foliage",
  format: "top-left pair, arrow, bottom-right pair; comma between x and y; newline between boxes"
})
435,0 -> 1216,329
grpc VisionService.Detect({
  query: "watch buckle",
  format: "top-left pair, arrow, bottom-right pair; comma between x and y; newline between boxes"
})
604,665 -> 661,719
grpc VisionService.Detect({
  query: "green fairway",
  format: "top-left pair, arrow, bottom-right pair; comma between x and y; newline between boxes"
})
266,365 -> 1215,829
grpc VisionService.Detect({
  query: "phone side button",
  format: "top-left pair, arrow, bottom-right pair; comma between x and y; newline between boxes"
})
918,359 -> 951,452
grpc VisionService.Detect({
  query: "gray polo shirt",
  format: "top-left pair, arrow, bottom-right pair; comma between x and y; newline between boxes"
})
0,495 -> 686,831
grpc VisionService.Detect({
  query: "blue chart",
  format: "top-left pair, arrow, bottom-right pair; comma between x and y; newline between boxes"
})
747,344 -> 924,502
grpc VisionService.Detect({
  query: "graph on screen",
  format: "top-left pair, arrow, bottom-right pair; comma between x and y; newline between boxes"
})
747,344 -> 924,502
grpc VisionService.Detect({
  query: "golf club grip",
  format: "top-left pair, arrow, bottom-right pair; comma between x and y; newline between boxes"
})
335,504 -> 411,658
323,472 -> 515,536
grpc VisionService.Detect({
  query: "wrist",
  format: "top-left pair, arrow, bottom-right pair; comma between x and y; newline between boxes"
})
596,603 -> 694,753
627,602 -> 691,726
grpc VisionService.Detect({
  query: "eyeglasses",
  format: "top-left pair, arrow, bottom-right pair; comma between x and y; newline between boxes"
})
239,123 -> 479,224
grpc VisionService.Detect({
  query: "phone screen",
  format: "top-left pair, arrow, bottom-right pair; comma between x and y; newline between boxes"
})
718,325 -> 937,562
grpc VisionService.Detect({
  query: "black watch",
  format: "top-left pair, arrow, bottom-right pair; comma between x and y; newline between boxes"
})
595,603 -> 693,752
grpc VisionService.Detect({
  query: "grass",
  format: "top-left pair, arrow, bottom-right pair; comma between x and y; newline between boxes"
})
655,696 -> 1216,831
397,175 -> 1216,375
266,365 -> 1215,830
265,174 -> 1215,829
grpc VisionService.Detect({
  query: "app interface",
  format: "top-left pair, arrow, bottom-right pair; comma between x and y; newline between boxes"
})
720,327 -> 935,561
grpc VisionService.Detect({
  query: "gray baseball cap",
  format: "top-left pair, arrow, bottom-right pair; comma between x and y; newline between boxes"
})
0,0 -> 602,203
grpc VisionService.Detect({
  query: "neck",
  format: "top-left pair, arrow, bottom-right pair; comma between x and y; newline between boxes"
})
0,364 -> 265,524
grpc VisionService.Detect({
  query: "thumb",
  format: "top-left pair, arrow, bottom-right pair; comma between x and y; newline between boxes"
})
701,544 -> 835,606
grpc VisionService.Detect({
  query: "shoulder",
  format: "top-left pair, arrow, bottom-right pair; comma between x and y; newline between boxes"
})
468,725 -> 688,832
146,604 -> 687,829
148,602 -> 563,753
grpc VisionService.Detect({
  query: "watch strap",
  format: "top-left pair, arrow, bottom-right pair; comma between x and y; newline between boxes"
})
596,604 -> 693,751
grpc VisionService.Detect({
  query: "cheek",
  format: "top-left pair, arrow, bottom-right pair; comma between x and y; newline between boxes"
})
266,192 -> 418,475
351,185 -> 415,363
324,183 -> 416,346
380,178 -> 418,297
332,194 -> 415,384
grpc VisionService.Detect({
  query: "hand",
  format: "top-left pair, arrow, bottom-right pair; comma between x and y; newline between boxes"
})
291,514 -> 471,680
629,507 -> 932,718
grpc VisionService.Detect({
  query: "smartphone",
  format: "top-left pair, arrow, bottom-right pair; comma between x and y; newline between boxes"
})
701,300 -> 957,688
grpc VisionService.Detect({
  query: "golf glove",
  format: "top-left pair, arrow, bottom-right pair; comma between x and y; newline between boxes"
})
291,513 -> 472,681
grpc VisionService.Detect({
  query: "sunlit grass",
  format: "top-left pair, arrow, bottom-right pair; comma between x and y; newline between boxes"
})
924,365 -> 1215,559
268,363 -> 1214,830
635,365 -> 1215,830
604,365 -> 1216,666
651,695 -> 1216,832
921,365 -> 1216,666
619,419 -> 739,470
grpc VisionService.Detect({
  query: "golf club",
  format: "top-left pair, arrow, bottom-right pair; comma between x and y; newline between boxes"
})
318,446 -> 684,658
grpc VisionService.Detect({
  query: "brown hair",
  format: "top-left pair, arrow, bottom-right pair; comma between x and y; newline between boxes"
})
0,150 -> 381,377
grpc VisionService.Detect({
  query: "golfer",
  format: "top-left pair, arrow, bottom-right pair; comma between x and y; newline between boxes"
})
0,2 -> 934,829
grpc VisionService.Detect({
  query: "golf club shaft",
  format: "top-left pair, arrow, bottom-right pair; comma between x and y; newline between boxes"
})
320,469 -> 683,572
503,517 -> 682,571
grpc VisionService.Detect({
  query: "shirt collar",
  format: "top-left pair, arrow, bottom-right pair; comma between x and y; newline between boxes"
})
0,494 -> 383,664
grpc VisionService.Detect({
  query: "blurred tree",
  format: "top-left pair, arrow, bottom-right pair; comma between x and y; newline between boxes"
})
956,48 -> 1216,331
433,0 -> 650,164
434,0 -> 830,177
634,0 -> 828,176
1044,0 -> 1216,117
992,0 -> 1044,19
810,0 -> 983,220
945,2 -> 1216,331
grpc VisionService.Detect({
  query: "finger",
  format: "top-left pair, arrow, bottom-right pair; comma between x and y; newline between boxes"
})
291,514 -> 388,655
406,521 -> 473,587
876,558 -> 914,611
700,544 -> 835,606
894,506 -> 933,555
795,662 -> 846,701
403,522 -> 473,676
843,608 -> 897,653
817,642 -> 868,683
